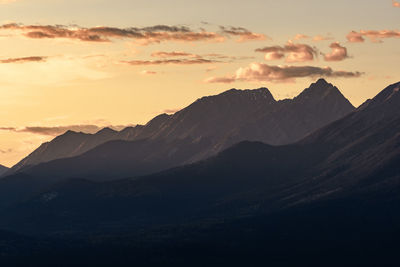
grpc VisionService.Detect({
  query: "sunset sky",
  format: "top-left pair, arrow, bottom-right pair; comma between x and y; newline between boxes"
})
0,0 -> 399,166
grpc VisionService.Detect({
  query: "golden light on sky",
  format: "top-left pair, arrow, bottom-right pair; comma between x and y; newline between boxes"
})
0,0 -> 399,166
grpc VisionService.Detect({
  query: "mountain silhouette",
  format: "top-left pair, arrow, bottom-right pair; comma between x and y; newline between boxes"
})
7,79 -> 355,180
1,81 -> 399,232
0,81 -> 399,266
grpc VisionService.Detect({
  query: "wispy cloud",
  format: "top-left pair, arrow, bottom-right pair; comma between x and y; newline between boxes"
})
0,148 -> 13,154
0,23 -> 266,45
139,70 -> 157,75
219,26 -> 268,42
293,34 -> 332,42
294,34 -> 310,40
163,108 -> 181,114
151,51 -> 199,58
323,42 -> 349,61
122,58 -> 218,66
312,35 -> 333,42
255,42 -> 318,63
0,56 -> 46,63
347,30 -> 400,43
204,63 -> 363,83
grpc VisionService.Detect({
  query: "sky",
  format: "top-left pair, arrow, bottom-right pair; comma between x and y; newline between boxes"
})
0,0 -> 399,167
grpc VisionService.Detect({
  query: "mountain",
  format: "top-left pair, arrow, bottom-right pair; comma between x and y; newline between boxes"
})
8,79 -> 355,180
1,81 -> 398,233
0,81 -> 399,266
0,164 -> 9,176
9,127 -> 130,174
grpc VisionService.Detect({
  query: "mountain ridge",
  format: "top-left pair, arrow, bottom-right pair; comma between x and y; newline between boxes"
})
5,79 -> 355,180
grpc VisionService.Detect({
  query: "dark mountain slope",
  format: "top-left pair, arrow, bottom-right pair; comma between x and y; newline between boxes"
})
0,164 -> 8,177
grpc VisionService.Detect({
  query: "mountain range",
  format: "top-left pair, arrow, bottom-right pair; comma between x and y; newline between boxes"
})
1,79 -> 399,266
4,78 -> 354,180
2,80 -> 399,232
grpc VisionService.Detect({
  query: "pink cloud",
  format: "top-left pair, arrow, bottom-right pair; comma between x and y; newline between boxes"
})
347,30 -> 400,43
264,52 -> 285,61
0,23 -> 265,45
346,31 -> 365,43
140,70 -> 157,75
294,34 -> 310,40
323,42 -> 349,61
0,56 -> 46,63
151,51 -> 199,58
122,58 -> 218,65
313,35 -> 333,42
256,42 -> 318,63
204,63 -> 363,84
219,26 -> 269,42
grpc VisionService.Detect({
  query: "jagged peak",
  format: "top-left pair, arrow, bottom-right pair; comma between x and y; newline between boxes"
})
194,87 -> 276,106
96,127 -> 117,135
315,78 -> 329,86
220,87 -> 274,98
298,79 -> 344,99
60,130 -> 86,137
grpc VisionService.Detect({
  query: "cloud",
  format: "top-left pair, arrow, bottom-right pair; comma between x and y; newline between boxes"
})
0,148 -> 13,154
204,62 -> 363,83
0,124 -> 132,136
122,58 -> 218,65
151,51 -> 199,58
264,51 -> 285,61
163,108 -> 181,114
346,31 -> 365,43
206,66 -> 218,72
294,34 -> 310,40
347,30 -> 400,43
393,0 -> 400,7
0,56 -> 46,63
293,34 -> 332,42
219,26 -> 269,42
0,23 -> 266,45
140,70 -> 157,75
323,42 -> 349,61
255,42 -> 318,62
313,35 -> 333,42
0,23 -> 224,44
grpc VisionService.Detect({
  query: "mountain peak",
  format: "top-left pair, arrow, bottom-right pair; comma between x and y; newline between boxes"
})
61,130 -> 84,137
315,78 -> 329,86
221,87 -> 274,98
96,127 -> 117,135
364,81 -> 400,110
297,79 -> 350,103
195,87 -> 275,106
